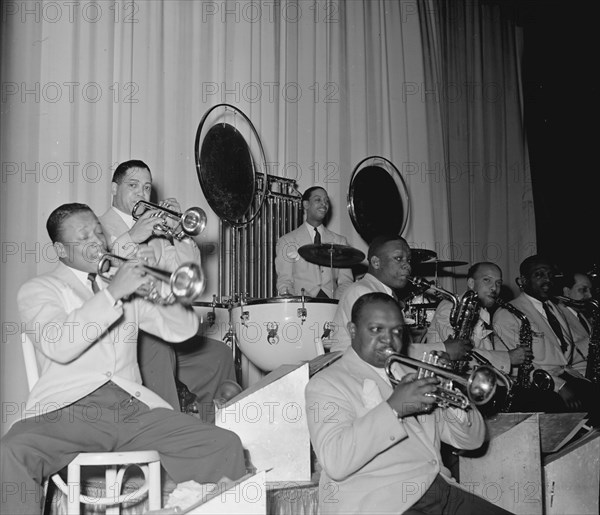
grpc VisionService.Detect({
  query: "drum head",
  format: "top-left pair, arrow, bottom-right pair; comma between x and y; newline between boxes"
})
195,104 -> 267,226
347,156 -> 410,243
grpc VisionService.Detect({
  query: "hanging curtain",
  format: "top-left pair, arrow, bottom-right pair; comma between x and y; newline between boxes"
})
417,0 -> 536,295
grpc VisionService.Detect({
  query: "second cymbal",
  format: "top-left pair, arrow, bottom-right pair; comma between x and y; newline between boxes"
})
299,243 -> 366,267
410,248 -> 437,263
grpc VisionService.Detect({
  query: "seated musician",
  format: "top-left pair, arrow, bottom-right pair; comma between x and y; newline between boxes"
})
330,234 -> 472,361
99,160 -> 237,421
275,186 -> 353,299
493,255 -> 599,425
558,270 -> 595,378
426,262 -> 519,373
427,261 -> 562,413
0,203 -> 246,515
306,292 -> 512,515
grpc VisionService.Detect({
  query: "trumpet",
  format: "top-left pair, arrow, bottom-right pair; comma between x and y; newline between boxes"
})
384,350 -> 503,410
97,253 -> 205,305
132,200 -> 207,241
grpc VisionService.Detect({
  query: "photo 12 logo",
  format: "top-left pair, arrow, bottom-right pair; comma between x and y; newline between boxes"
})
2,1 -> 140,24
2,82 -> 139,104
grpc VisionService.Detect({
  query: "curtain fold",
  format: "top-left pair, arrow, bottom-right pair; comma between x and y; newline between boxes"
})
417,0 -> 536,295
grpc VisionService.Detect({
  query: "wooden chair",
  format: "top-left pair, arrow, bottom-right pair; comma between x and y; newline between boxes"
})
21,334 -> 162,515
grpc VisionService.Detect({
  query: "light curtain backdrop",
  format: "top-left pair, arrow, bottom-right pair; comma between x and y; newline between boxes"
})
0,0 -> 534,434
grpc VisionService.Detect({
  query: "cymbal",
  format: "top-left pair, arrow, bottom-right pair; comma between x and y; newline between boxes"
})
298,243 -> 366,267
410,248 -> 437,263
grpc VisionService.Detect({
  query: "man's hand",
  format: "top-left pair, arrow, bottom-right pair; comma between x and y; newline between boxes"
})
134,244 -> 157,267
387,372 -> 439,418
106,260 -> 155,301
508,346 -> 534,366
128,209 -> 160,243
443,337 -> 473,360
557,383 -> 583,410
159,198 -> 181,230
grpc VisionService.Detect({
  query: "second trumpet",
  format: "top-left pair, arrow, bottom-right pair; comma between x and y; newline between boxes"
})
97,253 -> 205,305
132,200 -> 207,241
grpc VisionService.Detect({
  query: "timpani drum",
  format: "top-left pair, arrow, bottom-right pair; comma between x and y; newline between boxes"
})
230,297 -> 339,372
192,298 -> 233,344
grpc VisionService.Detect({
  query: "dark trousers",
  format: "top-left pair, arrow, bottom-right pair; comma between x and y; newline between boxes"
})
177,335 -> 237,423
559,372 -> 600,426
138,330 -> 179,409
139,332 -> 237,422
0,382 -> 246,515
404,474 -> 514,515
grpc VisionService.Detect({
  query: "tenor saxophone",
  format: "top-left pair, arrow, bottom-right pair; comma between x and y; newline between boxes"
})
496,299 -> 533,389
496,299 -> 554,394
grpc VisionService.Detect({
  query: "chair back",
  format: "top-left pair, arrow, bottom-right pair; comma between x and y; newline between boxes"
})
21,333 -> 40,391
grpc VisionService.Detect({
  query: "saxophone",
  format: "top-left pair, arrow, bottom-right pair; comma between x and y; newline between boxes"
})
555,296 -> 600,384
586,300 -> 600,383
497,299 -> 554,395
408,278 -> 514,413
496,299 -> 533,388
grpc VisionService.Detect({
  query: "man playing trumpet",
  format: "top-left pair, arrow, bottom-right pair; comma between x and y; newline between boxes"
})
306,292 -> 511,514
99,160 -> 237,420
0,203 -> 246,515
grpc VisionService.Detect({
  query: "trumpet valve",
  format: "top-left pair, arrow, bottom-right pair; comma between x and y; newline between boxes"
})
420,351 -> 454,392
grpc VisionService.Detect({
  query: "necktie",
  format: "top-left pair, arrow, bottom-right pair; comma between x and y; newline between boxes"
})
312,226 -> 330,298
88,273 -> 100,294
481,320 -> 496,349
577,312 -> 591,335
543,301 -> 570,353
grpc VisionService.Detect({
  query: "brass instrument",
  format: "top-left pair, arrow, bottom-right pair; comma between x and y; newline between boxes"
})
555,296 -> 600,384
384,351 -> 501,410
409,277 -> 481,370
132,200 -> 207,241
497,299 -> 554,392
97,253 -> 205,305
409,277 -> 479,337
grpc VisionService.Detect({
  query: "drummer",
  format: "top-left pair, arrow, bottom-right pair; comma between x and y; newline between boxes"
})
330,234 -> 473,363
275,186 -> 354,299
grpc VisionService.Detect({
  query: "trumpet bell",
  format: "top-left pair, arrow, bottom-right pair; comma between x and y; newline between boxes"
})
170,263 -> 205,304
180,207 -> 207,237
467,366 -> 498,405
